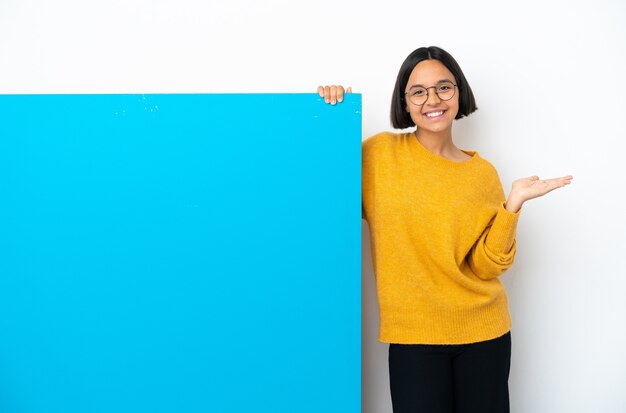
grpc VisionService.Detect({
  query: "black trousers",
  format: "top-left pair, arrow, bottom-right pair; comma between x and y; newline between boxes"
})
388,331 -> 511,413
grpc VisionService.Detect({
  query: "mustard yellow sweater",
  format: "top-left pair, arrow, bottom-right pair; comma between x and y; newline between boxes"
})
362,131 -> 520,345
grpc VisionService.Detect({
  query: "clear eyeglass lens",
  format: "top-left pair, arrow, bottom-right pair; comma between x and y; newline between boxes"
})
436,83 -> 455,99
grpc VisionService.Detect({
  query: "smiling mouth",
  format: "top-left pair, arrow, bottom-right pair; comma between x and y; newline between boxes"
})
424,110 -> 446,118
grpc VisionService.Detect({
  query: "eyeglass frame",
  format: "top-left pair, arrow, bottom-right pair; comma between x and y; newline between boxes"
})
403,82 -> 458,106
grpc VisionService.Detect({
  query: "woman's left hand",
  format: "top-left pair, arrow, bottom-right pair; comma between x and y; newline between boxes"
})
505,175 -> 573,212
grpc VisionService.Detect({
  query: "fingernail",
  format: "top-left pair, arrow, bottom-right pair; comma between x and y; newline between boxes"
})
331,100 -> 336,104
325,98 -> 329,103
338,98 -> 343,102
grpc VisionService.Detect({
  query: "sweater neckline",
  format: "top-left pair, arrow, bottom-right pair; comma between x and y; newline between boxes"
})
408,131 -> 478,166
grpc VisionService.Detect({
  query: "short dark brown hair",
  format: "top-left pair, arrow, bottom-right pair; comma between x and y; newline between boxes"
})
390,46 -> 478,129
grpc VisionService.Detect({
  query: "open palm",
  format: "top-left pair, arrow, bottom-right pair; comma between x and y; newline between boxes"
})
511,175 -> 573,202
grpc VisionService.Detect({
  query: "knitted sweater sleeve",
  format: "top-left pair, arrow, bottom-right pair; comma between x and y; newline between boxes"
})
467,195 -> 521,280
361,135 -> 377,223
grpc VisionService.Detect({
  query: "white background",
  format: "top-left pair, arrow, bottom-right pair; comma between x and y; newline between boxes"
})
1,0 -> 625,411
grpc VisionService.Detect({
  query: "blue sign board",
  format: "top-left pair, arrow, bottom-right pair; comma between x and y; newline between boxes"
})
0,94 -> 361,412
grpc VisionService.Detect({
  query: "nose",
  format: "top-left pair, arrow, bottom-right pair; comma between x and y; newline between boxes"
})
425,86 -> 441,105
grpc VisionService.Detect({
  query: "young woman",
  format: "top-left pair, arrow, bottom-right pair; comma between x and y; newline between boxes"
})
318,46 -> 572,413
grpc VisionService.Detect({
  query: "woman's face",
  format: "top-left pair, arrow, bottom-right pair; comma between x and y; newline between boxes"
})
404,59 -> 459,135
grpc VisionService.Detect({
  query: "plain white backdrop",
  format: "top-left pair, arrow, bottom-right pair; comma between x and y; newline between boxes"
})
1,0 -> 625,411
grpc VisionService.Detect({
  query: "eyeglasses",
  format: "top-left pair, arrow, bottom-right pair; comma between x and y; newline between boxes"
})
404,81 -> 457,106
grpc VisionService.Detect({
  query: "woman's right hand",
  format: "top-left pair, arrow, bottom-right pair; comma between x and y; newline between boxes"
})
317,85 -> 352,105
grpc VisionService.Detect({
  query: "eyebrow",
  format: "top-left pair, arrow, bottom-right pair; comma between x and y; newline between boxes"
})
407,79 -> 454,90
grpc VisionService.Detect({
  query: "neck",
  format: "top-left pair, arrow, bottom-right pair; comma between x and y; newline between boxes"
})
414,128 -> 455,156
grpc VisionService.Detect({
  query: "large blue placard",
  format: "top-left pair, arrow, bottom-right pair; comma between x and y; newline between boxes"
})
0,94 -> 361,413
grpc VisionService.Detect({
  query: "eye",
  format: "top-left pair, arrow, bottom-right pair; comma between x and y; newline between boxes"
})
411,89 -> 426,96
437,84 -> 452,92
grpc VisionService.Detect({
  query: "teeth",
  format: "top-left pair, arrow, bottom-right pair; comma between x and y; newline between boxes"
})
425,111 -> 444,117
